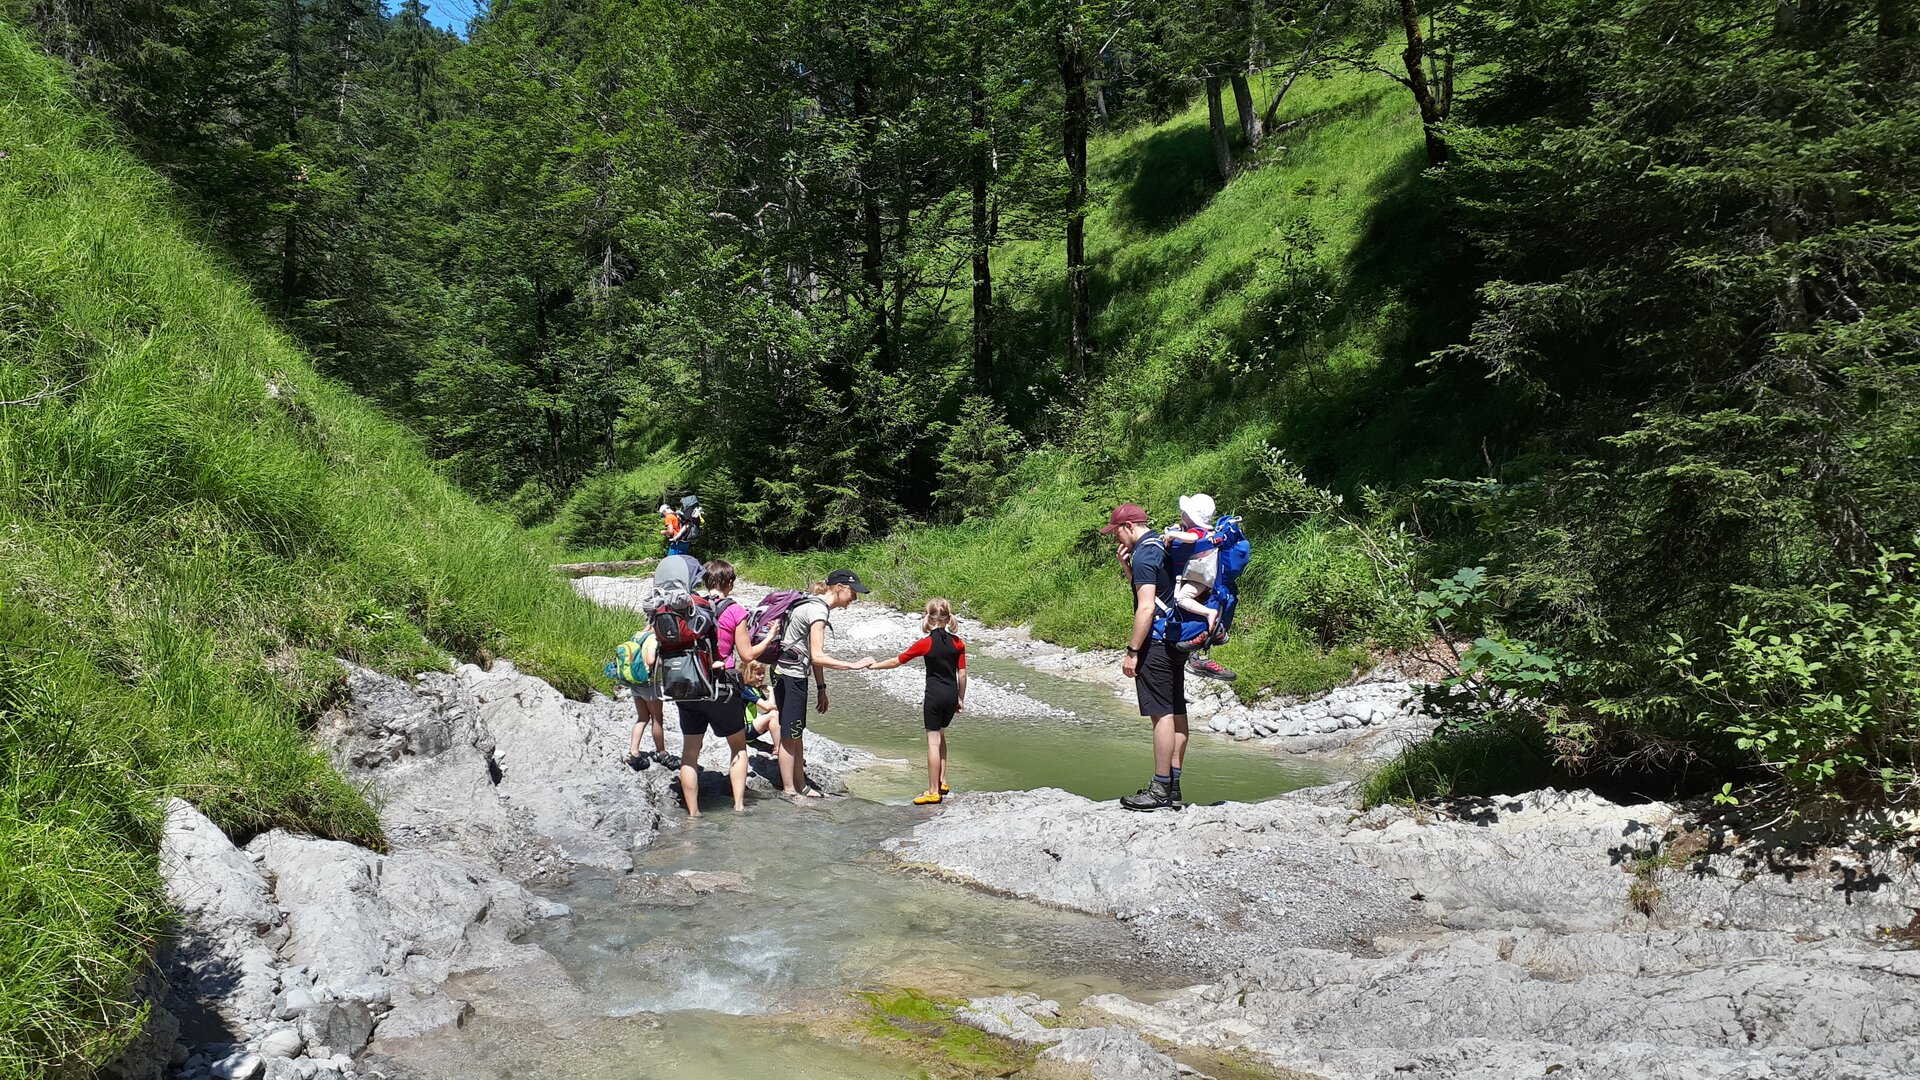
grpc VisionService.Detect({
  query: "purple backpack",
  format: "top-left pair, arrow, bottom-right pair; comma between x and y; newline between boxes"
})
747,590 -> 826,670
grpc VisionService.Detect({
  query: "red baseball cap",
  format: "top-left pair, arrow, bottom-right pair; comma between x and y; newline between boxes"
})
1100,503 -> 1150,536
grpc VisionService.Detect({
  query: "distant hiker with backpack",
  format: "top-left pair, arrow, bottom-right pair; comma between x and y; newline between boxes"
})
679,494 -> 704,550
869,598 -> 968,805
742,570 -> 875,800
660,503 -> 690,557
674,559 -> 752,816
1102,502 -> 1188,812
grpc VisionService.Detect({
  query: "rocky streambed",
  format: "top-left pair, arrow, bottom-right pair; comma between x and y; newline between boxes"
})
892,786 -> 1920,1079
115,658 -> 878,1080
117,578 -> 1920,1080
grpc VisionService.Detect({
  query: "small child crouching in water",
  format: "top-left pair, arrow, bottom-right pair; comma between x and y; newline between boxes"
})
741,660 -> 775,745
870,598 -> 967,804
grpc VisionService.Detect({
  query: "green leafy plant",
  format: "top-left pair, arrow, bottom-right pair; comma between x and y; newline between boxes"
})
1670,553 -> 1920,809
1416,566 -> 1578,714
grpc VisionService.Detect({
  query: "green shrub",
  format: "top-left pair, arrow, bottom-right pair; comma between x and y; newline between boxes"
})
932,397 -> 1024,523
1671,553 -> 1920,811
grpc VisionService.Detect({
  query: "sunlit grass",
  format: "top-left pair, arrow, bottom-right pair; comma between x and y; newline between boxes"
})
0,23 -> 632,1073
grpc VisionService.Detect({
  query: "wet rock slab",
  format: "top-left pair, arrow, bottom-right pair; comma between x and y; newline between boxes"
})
888,787 -> 1424,974
141,657 -> 879,1080
949,995 -> 1182,1080
900,786 -> 1920,1080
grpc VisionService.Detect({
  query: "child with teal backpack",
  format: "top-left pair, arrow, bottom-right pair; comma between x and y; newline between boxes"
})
607,629 -> 674,769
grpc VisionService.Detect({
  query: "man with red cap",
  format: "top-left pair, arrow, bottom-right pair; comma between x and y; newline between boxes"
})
1101,502 -> 1187,811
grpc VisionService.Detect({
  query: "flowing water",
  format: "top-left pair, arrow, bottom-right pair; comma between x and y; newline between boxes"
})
392,651 -> 1330,1077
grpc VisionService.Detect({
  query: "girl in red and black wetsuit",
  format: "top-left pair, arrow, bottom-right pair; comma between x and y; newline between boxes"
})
870,597 -> 967,805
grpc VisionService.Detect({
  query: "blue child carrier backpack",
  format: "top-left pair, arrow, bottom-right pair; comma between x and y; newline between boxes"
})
1154,515 -> 1250,644
1209,515 -> 1250,638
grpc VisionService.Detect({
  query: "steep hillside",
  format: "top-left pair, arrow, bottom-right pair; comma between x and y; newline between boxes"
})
733,66 -> 1501,696
0,24 -> 629,1074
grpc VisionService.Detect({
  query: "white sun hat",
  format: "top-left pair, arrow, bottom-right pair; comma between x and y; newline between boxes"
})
1178,492 -> 1216,530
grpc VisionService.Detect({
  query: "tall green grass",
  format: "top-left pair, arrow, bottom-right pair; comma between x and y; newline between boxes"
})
0,23 -> 631,1075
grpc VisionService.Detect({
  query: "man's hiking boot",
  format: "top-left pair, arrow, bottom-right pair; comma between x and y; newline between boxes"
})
1188,656 -> 1238,681
1120,778 -> 1181,812
1169,777 -> 1182,806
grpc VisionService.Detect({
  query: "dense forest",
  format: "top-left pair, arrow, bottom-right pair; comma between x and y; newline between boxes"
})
7,0 -> 1920,891
7,0 -> 1490,538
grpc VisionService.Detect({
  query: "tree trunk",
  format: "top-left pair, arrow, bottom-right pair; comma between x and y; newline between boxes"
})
598,236 -> 617,470
851,70 -> 890,370
280,0 -> 302,311
1230,71 -> 1262,147
969,42 -> 994,396
1059,32 -> 1091,379
1205,76 -> 1234,180
1878,0 -> 1911,36
1397,0 -> 1448,166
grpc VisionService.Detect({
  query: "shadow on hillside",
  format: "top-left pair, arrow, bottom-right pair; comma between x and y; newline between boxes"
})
1273,144 -> 1520,490
1106,122 -> 1222,235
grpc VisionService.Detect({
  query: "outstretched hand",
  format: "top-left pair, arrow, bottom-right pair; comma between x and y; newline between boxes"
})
851,656 -> 876,670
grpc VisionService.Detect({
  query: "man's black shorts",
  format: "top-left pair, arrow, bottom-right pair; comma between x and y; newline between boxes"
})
677,697 -> 747,739
1134,640 -> 1187,717
773,673 -> 810,741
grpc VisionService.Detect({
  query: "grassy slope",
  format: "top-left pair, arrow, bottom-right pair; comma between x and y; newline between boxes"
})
0,25 -> 629,1075
741,65 -> 1488,696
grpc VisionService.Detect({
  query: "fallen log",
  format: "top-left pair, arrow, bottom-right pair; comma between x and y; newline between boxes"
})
552,560 -> 654,578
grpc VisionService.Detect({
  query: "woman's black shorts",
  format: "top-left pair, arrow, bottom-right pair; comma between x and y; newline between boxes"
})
677,696 -> 747,739
923,685 -> 959,731
773,673 -> 810,740
1134,641 -> 1188,717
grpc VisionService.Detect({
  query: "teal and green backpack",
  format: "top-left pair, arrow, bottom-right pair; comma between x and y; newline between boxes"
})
605,630 -> 653,687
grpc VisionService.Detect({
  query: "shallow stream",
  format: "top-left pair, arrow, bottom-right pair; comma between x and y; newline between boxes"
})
395,645 -> 1329,1077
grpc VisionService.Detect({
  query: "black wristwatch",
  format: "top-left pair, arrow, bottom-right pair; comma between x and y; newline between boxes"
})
1124,645 -> 1140,655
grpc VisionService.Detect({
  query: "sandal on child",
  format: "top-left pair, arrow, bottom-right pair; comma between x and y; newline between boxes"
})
912,790 -> 943,805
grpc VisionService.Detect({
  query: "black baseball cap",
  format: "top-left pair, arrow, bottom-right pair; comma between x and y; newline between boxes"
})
826,569 -> 870,594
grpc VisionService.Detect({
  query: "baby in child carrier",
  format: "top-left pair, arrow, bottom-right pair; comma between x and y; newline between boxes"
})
1164,492 -> 1225,653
